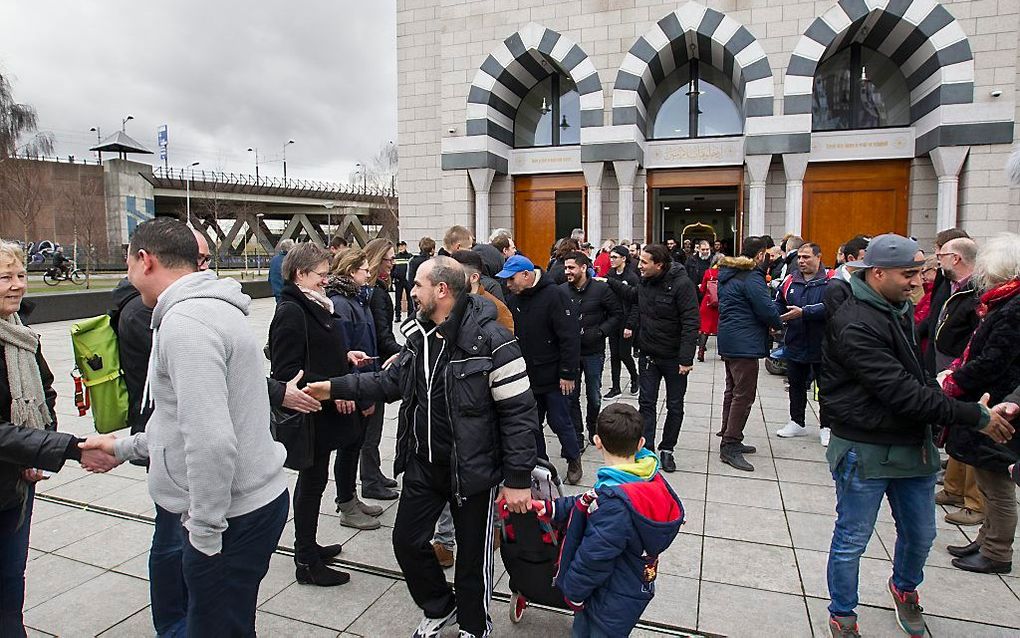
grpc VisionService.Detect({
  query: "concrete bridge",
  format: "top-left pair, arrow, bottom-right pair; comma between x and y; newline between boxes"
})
147,166 -> 399,256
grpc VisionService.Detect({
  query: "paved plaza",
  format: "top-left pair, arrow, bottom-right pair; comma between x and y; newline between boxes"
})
19,297 -> 1020,637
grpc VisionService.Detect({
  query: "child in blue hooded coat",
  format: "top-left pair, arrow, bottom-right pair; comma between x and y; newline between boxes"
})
537,403 -> 685,637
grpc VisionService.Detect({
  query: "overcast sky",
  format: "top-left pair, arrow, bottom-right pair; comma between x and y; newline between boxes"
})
0,1 -> 396,184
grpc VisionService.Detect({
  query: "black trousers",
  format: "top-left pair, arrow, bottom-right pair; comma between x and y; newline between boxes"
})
786,360 -> 821,427
392,456 -> 497,637
395,279 -> 414,319
608,329 -> 637,390
638,355 -> 688,452
294,451 -> 332,566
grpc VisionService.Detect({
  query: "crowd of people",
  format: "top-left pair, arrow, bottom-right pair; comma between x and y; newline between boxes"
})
1,212 -> 1019,638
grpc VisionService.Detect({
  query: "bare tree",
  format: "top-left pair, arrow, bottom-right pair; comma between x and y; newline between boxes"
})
349,140 -> 398,191
0,159 -> 48,246
63,172 -> 105,288
0,73 -> 54,160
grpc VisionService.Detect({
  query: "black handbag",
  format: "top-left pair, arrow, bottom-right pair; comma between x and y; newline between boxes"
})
269,302 -> 315,471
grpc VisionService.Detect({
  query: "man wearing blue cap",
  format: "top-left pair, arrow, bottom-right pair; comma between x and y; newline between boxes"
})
497,254 -> 584,484
819,233 -> 1015,638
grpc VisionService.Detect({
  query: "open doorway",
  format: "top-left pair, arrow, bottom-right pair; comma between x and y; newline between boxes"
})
646,167 -> 743,256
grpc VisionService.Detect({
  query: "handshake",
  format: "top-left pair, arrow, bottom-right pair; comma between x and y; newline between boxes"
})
77,434 -> 122,474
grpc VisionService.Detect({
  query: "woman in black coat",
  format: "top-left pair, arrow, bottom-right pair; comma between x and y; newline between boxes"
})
941,233 -> 1020,574
361,239 -> 400,500
269,243 -> 360,587
1,241 -> 118,634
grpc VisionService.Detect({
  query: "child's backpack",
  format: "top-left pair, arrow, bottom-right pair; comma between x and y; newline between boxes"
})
70,314 -> 129,433
706,278 -> 720,308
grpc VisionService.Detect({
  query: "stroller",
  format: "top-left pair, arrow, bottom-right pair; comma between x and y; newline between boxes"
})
497,459 -> 570,624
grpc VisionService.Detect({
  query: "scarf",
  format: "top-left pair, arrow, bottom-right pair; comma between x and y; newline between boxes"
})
297,284 -> 334,315
0,313 -> 52,431
594,448 -> 660,489
326,275 -> 372,306
976,278 -> 1020,318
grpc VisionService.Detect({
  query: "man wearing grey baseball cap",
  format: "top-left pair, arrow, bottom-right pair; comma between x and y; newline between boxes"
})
819,233 -> 1015,637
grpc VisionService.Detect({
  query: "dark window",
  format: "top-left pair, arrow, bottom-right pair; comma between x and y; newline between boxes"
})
649,59 -> 743,140
812,43 -> 910,131
514,73 -> 581,148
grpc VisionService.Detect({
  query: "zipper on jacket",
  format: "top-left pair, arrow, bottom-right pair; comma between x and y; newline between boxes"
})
933,288 -> 972,344
422,328 -> 444,465
445,364 -> 464,506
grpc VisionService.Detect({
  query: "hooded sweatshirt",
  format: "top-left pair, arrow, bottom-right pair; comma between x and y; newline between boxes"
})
552,448 -> 684,636
114,271 -> 288,556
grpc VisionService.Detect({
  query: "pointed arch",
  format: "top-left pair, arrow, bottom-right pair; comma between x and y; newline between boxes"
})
466,23 -> 604,148
612,2 -> 775,133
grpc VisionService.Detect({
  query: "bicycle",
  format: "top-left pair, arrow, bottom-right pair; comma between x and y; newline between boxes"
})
42,264 -> 85,286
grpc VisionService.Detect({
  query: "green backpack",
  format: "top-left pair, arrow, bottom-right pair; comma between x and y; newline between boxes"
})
70,314 -> 130,433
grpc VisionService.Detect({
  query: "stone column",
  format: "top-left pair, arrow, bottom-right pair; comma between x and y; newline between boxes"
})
468,168 -> 496,242
613,160 -> 639,243
582,162 -> 605,249
782,153 -> 809,236
929,146 -> 970,231
745,155 -> 772,236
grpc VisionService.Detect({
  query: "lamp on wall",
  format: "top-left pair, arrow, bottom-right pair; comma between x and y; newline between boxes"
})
560,115 -> 570,130
540,97 -> 551,115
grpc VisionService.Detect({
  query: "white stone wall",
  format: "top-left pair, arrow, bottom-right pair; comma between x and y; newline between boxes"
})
397,0 -> 1020,248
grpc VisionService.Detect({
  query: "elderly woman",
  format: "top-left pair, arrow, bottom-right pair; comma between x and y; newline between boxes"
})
0,241 -> 116,633
269,242 -> 361,587
326,248 -> 386,528
941,233 -> 1020,574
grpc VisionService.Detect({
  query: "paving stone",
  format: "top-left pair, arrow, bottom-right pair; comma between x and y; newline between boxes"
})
258,570 -> 393,630
23,571 -> 150,637
661,470 -> 707,502
54,519 -> 153,569
42,473 -> 139,504
657,531 -> 702,580
786,510 -> 888,560
795,548 -> 893,607
23,553 -> 104,611
706,448 -> 779,479
706,473 -> 783,509
704,501 -> 792,546
925,614 -> 1020,637
915,564 -> 1020,628
345,580 -> 430,635
697,580 -> 811,637
679,498 -> 705,535
702,536 -> 802,595
91,480 -> 159,515
96,607 -> 154,636
24,627 -> 56,637
255,610 -> 340,637
874,521 -> 972,570
773,457 -> 835,487
111,551 -> 150,580
640,574 -> 699,630
779,481 -> 837,516
29,506 -> 122,553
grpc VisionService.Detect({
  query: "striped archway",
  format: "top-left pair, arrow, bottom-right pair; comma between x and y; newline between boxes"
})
612,2 -> 775,135
466,22 -> 603,148
784,0 -> 974,124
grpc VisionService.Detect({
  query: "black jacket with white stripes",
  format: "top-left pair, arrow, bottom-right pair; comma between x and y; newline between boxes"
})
328,293 -> 538,500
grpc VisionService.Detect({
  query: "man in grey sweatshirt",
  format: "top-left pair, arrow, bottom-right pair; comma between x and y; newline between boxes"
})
83,218 -> 288,637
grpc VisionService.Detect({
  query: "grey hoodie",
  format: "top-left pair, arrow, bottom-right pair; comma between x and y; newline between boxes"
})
114,271 -> 287,555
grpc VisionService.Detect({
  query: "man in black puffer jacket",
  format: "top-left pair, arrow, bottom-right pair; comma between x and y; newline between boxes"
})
305,257 -> 537,638
607,244 -> 699,472
560,251 -> 622,450
499,254 -> 583,484
819,234 -> 1012,636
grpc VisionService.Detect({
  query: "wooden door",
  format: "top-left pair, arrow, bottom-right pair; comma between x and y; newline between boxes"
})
513,174 -> 586,265
803,160 -> 910,264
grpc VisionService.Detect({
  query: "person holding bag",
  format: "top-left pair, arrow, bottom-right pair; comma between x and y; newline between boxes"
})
269,242 -> 362,587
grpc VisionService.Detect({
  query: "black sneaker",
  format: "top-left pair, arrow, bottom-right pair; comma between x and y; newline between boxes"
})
604,388 -> 622,399
565,459 -> 583,485
629,380 -> 639,395
659,450 -> 676,473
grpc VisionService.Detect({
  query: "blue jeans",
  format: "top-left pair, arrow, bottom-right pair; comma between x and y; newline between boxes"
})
433,504 -> 455,549
150,505 -> 187,637
182,490 -> 289,638
534,391 -> 580,462
570,353 -> 605,441
0,488 -> 33,637
572,608 -> 612,638
827,450 -> 937,617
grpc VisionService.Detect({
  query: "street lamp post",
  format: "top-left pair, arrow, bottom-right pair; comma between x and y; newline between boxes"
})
247,147 -> 260,181
355,163 -> 367,191
282,140 -> 295,183
185,161 -> 200,229
89,126 -> 102,162
323,200 -> 335,244
121,115 -> 134,132
256,213 -> 265,277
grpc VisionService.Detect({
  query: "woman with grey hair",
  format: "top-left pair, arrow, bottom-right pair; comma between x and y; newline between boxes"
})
0,241 -> 117,632
940,232 -> 1020,574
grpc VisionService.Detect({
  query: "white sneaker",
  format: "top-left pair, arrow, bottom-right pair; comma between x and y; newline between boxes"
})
776,421 -> 808,438
820,428 -> 831,447
411,607 -> 457,638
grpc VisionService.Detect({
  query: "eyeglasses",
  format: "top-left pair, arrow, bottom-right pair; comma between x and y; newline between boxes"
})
312,270 -> 330,279
381,257 -> 394,263
935,252 -> 958,259
197,255 -> 211,267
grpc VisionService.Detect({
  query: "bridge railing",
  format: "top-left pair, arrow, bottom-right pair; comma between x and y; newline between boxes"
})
152,166 -> 397,198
